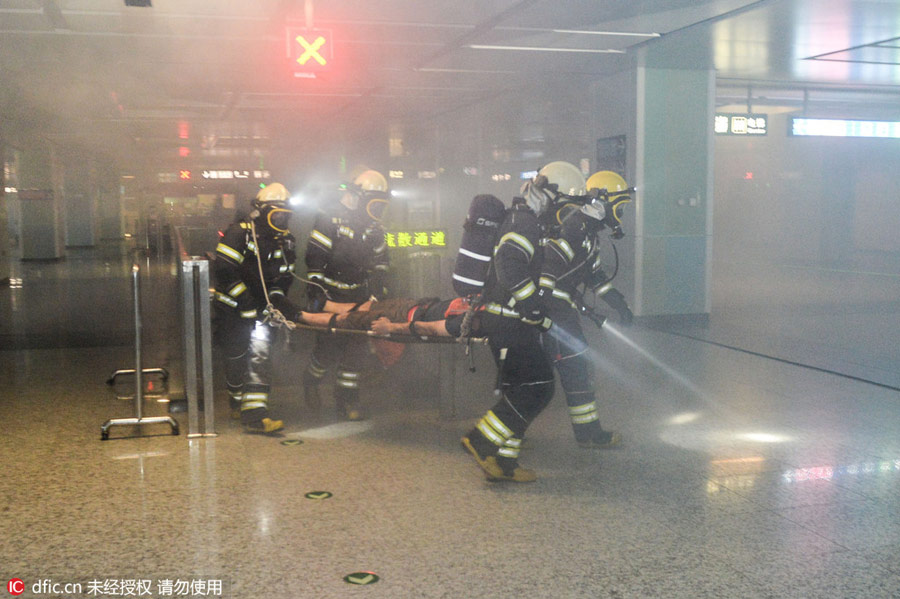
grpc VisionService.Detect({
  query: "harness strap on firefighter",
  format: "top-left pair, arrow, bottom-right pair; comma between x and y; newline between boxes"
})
250,220 -> 296,331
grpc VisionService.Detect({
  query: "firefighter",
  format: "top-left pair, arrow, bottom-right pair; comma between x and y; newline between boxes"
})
302,169 -> 390,421
540,168 -> 634,449
583,169 -> 634,325
459,164 -> 571,483
213,183 -> 299,434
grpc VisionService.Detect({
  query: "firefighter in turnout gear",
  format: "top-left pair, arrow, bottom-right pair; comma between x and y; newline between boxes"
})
540,167 -> 634,449
214,183 -> 298,434
303,169 -> 391,420
460,174 -> 557,482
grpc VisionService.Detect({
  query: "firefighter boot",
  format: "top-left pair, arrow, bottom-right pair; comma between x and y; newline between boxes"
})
303,380 -> 322,411
575,423 -> 622,450
569,398 -> 621,449
335,373 -> 365,421
228,391 -> 242,420
461,428 -> 536,483
336,396 -> 365,421
240,407 -> 284,434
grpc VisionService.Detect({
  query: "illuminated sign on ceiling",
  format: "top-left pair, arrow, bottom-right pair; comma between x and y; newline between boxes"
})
156,170 -> 272,183
790,117 -> 900,138
715,113 -> 768,136
286,28 -> 333,76
201,170 -> 271,180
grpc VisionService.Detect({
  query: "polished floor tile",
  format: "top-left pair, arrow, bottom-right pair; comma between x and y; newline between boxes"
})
2,244 -> 900,598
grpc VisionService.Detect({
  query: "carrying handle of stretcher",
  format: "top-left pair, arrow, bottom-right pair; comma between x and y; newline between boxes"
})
288,320 -> 488,344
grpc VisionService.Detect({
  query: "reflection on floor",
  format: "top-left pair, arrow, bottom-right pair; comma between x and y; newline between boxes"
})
651,258 -> 900,390
2,244 -> 899,598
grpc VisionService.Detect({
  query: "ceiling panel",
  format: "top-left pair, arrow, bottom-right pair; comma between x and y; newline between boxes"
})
2,0 -> 900,178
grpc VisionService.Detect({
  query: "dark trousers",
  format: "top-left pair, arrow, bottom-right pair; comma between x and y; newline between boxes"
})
481,314 -> 555,439
216,305 -> 276,410
542,303 -> 603,439
304,332 -> 369,406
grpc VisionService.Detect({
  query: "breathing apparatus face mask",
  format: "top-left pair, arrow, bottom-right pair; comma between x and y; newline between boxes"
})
608,195 -> 631,226
580,199 -> 607,223
267,206 -> 292,233
340,186 -> 390,221
364,190 -> 390,222
521,175 -> 556,216
527,178 -> 597,232
339,185 -> 360,211
585,188 -> 631,239
252,203 -> 292,235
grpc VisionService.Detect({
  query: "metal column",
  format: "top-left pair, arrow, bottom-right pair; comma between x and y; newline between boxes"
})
182,257 -> 216,438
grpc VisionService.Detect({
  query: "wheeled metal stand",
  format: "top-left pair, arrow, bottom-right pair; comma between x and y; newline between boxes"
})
106,367 -> 168,388
101,263 -> 180,440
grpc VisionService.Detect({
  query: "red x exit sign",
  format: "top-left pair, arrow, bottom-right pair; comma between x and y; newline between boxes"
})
286,27 -> 333,77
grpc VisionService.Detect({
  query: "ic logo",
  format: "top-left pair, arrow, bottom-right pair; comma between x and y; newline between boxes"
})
7,579 -> 24,596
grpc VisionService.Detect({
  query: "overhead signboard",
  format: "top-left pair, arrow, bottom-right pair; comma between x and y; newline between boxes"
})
156,170 -> 271,183
201,170 -> 271,180
790,117 -> 900,138
715,114 -> 768,136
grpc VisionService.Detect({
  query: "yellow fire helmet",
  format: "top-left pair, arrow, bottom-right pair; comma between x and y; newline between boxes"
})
255,182 -> 289,204
525,160 -> 587,216
586,171 -> 629,198
353,169 -> 388,193
346,169 -> 390,221
540,161 -> 587,197
586,170 -> 631,226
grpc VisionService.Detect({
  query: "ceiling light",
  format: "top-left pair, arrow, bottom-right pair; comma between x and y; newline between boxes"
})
551,29 -> 660,38
467,44 -> 624,54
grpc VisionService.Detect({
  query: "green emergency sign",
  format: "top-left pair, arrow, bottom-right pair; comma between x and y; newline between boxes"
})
385,230 -> 447,249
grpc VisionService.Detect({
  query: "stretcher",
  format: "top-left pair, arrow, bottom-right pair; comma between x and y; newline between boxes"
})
285,319 -> 489,344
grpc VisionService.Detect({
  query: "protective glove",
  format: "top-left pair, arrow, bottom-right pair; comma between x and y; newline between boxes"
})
369,272 -> 389,301
517,287 -> 553,331
579,306 -> 607,330
521,310 -> 552,332
270,295 -> 300,323
306,284 -> 326,312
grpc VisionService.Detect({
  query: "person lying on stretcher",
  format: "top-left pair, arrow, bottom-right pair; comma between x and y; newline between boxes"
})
298,296 -> 482,338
